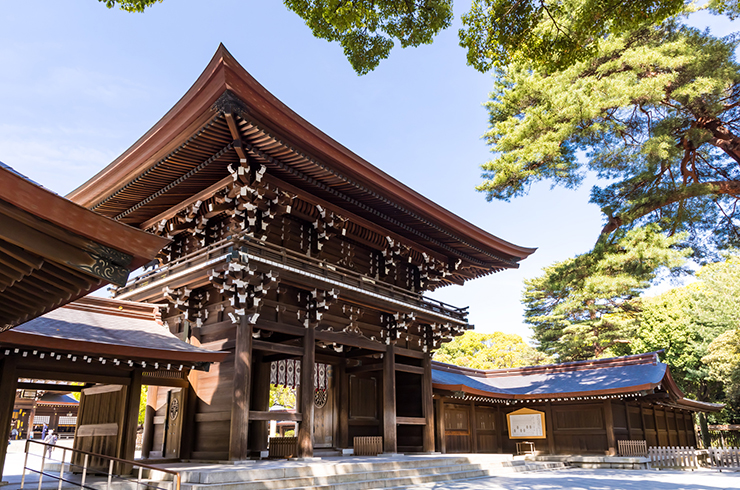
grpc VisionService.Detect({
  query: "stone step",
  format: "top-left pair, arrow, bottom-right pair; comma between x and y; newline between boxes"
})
180,457 -> 479,484
181,463 -> 491,490
178,459 -> 570,490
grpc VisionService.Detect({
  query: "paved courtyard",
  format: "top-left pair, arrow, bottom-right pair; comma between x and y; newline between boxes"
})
402,468 -> 740,490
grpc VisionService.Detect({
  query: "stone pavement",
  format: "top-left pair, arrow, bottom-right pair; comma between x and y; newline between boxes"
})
397,468 -> 740,490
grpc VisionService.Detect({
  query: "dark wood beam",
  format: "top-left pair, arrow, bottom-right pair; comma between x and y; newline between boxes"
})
16,369 -> 131,386
17,382 -> 85,392
346,363 -> 383,374
252,340 -> 303,357
0,357 -> 18,480
0,212 -> 130,286
396,364 -> 424,375
256,318 -> 306,337
315,329 -> 386,352
248,411 -> 302,422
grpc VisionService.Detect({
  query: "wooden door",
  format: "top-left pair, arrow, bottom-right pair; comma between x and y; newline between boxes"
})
73,385 -> 126,470
313,368 -> 335,448
164,388 -> 184,459
444,404 -> 471,453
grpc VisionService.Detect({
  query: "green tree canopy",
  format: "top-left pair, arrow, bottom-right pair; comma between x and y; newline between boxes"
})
479,22 -> 740,255
628,255 -> 740,420
433,330 -> 551,369
98,1 -> 740,75
525,225 -> 690,361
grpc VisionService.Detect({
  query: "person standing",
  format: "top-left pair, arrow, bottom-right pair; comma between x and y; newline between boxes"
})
41,423 -> 47,441
43,429 -> 57,459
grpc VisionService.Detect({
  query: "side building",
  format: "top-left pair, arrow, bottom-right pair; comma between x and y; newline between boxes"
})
67,45 -> 536,460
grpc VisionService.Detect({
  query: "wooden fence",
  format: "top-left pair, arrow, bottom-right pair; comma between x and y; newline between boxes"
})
354,436 -> 383,456
268,437 -> 297,459
618,440 -> 648,457
708,447 -> 740,470
648,446 -> 699,470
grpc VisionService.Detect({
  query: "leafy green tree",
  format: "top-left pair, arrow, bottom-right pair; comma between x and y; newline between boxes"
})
98,1 -> 740,75
478,23 -> 740,255
269,384 -> 296,409
433,330 -> 552,368
703,329 -> 740,411
525,225 -> 690,361
630,285 -> 726,403
625,255 -> 740,420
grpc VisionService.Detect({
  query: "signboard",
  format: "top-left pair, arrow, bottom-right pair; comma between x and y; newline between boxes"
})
506,407 -> 546,439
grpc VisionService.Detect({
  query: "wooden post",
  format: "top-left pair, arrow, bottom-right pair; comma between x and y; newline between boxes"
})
470,400 -> 478,453
545,401 -> 556,455
495,405 -> 503,453
435,398 -> 446,453
181,383 -> 198,460
249,352 -> 271,456
603,399 -> 616,455
297,323 -> 315,458
338,360 -> 349,449
421,354 -> 434,452
382,344 -> 397,453
141,385 -> 158,458
624,400 -> 633,441
119,369 -> 142,473
229,316 -> 253,460
0,357 -> 18,482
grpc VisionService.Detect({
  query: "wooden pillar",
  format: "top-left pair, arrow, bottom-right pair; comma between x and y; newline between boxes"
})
297,323 -> 315,458
338,360 -> 349,448
141,385 -> 158,458
624,400 -> 633,441
469,400 -> 478,453
27,404 -> 36,439
0,357 -> 18,482
603,399 -> 616,455
119,369 -> 142,473
545,401 -> 556,455
382,344 -> 397,454
435,398 -> 446,454
229,316 -> 253,460
495,405 -> 503,453
181,382 -> 198,460
421,354 -> 435,452
249,352 -> 271,456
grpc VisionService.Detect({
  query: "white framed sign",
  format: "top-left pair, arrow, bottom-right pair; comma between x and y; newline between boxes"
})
506,407 -> 546,439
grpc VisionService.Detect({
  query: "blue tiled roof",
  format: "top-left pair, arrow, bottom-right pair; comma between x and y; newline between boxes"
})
432,353 -> 666,398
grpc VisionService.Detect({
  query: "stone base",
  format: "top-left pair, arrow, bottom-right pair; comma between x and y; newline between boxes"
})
532,454 -> 650,469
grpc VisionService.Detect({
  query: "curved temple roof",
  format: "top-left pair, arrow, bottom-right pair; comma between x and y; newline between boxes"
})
66,45 -> 535,278
1,296 -> 225,367
432,352 -> 723,412
0,163 -> 170,332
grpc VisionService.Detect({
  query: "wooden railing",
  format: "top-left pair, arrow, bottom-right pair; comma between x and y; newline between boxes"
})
708,447 -> 740,470
618,440 -> 648,457
268,437 -> 297,459
20,440 -> 181,490
354,436 -> 383,456
117,234 -> 468,323
648,446 -> 699,470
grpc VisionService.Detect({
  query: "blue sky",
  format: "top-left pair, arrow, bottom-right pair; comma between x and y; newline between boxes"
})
0,2 -> 735,341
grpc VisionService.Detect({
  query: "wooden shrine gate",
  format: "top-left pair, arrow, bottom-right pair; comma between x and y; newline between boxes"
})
72,385 -> 127,471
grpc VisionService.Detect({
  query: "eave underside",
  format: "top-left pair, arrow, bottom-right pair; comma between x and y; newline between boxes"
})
85,98 -> 520,281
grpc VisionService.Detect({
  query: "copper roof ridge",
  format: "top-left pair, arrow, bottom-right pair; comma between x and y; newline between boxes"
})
431,352 -> 662,377
66,44 -> 536,262
61,296 -> 164,322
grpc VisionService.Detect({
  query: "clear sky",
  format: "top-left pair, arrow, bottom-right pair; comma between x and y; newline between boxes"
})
0,2 -> 735,341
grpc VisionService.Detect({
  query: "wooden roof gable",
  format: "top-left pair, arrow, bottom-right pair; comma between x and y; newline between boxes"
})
66,45 -> 535,275
0,164 -> 170,332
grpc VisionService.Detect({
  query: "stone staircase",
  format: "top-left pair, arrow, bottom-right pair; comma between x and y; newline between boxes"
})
165,455 -> 568,490
20,455 -> 568,490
